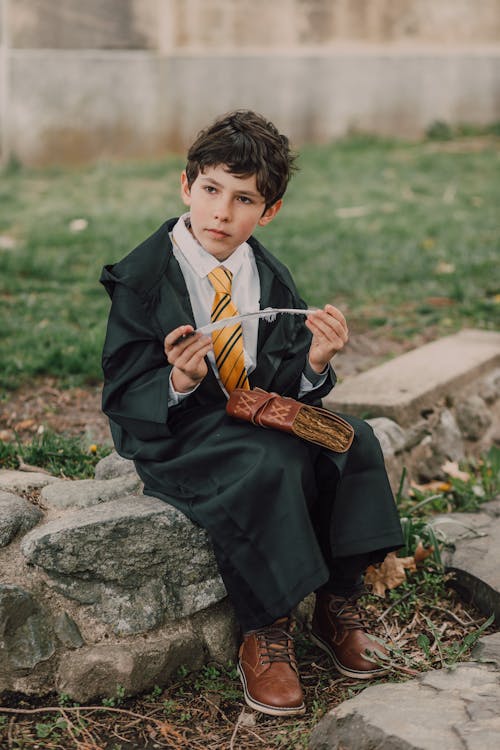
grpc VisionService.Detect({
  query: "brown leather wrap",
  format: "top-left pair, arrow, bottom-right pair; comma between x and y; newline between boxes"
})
226,387 -> 354,453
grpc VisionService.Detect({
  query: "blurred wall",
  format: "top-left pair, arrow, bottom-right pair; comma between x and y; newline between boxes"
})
1,0 -> 499,164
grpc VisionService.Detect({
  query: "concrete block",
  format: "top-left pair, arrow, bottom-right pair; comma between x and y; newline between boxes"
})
324,330 -> 500,425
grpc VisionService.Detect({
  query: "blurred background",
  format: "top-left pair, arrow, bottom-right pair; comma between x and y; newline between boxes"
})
1,0 -> 500,165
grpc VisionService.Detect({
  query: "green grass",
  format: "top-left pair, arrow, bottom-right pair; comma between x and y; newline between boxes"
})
0,430 -> 111,478
1,133 -> 499,391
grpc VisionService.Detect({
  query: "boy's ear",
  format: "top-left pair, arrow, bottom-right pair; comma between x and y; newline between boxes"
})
180,171 -> 191,206
258,199 -> 282,227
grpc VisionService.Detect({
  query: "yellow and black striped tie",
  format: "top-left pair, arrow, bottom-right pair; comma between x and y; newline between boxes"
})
208,266 -> 250,393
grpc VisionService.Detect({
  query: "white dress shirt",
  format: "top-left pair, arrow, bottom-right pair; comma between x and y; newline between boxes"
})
168,213 -> 327,404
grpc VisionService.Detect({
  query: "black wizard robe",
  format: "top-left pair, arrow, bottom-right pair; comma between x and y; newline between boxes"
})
100,218 -> 403,627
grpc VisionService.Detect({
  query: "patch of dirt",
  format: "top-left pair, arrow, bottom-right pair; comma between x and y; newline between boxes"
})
0,329 -> 437,447
0,378 -> 112,446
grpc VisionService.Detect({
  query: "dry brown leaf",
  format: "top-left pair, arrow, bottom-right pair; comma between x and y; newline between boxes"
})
157,721 -> 185,742
14,418 -> 36,431
441,460 -> 470,482
414,540 -> 434,565
365,551 -> 417,597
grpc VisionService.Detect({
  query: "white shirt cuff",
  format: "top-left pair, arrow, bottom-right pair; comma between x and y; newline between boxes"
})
168,369 -> 199,407
298,361 -> 329,397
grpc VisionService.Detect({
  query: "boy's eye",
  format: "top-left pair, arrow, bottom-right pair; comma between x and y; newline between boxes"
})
237,196 -> 252,204
204,186 -> 217,194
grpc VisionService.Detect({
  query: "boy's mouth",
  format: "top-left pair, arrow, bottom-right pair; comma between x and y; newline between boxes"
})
207,228 -> 230,239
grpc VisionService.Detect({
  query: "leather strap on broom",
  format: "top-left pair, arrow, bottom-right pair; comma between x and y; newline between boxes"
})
226,387 -> 354,453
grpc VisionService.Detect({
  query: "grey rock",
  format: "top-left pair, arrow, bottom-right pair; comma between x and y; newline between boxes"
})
310,662 -> 500,750
94,450 -> 137,480
0,584 -> 55,670
402,418 -> 430,450
456,395 -> 492,440
414,410 -> 465,480
367,417 -> 406,457
433,408 -> 465,462
191,600 -> 239,664
0,490 -> 43,547
22,495 -> 219,586
92,579 -> 169,635
21,495 -> 225,632
481,498 -> 500,517
432,512 -> 491,545
473,632 -> 500,669
40,474 -> 142,510
438,513 -> 500,623
56,626 -> 204,703
174,576 -> 228,619
53,612 -> 84,649
0,469 -> 58,493
479,368 -> 500,403
45,573 -> 101,605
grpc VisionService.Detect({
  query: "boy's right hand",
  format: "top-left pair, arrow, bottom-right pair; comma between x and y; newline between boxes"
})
164,325 -> 212,393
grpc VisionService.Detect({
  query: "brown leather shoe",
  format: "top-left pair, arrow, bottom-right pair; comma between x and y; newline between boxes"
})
238,617 -> 306,716
311,591 -> 389,679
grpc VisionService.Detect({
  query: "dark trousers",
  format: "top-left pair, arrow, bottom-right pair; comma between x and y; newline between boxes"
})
213,419 -> 403,632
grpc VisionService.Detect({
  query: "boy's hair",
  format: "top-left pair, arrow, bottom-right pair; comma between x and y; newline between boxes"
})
185,110 -> 297,210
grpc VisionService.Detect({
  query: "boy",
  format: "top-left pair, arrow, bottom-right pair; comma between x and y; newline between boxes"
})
100,110 -> 403,717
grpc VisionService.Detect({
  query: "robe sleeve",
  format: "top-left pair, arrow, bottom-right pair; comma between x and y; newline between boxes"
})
101,284 -> 174,442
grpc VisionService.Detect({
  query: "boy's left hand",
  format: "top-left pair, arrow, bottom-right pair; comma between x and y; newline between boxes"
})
305,304 -> 349,373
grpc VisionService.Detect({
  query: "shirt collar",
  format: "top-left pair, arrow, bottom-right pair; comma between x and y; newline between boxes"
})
172,213 -> 250,279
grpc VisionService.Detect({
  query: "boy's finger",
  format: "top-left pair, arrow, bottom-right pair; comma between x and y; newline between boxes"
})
307,311 -> 348,341
172,331 -> 196,347
164,325 -> 195,349
174,336 -> 212,366
323,304 -> 348,331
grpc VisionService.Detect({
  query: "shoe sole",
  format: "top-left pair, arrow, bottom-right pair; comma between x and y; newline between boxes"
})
310,630 -> 388,680
237,663 -> 306,717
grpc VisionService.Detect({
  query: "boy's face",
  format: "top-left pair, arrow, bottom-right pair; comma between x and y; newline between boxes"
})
181,165 -> 281,261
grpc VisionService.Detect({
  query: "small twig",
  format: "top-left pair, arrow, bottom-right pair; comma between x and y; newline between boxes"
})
229,709 -> 244,750
16,455 -> 51,473
428,604 -> 485,629
203,694 -> 232,725
0,703 -> 178,730
7,716 -> 14,750
60,706 -> 100,750
376,590 -> 414,621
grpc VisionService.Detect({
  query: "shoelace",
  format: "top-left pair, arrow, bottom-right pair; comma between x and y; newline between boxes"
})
255,623 -> 296,666
327,595 -> 368,631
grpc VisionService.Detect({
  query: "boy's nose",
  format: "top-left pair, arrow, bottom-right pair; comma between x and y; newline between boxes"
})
213,196 -> 231,222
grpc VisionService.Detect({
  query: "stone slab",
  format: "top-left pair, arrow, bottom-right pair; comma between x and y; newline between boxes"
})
309,661 -> 500,750
40,474 -> 142,510
324,329 -> 500,424
0,490 -> 43,547
55,627 -> 204,704
0,469 -> 58,492
436,513 -> 500,623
